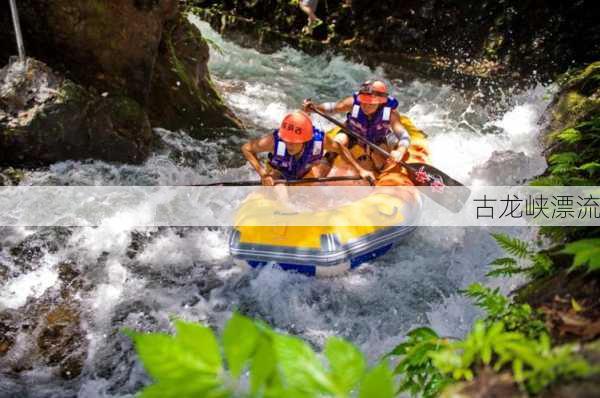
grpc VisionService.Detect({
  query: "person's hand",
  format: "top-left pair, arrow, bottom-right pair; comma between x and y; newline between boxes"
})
260,170 -> 275,186
390,147 -> 407,163
302,98 -> 314,112
359,169 -> 376,185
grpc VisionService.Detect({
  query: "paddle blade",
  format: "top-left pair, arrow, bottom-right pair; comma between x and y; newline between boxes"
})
404,162 -> 471,213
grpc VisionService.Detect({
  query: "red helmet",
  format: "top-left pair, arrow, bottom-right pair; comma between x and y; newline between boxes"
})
358,80 -> 388,104
278,111 -> 314,143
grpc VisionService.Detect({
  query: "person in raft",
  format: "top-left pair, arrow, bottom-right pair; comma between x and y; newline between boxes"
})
242,111 -> 375,186
303,80 -> 415,172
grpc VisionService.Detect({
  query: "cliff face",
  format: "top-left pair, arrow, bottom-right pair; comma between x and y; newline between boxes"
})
192,0 -> 599,83
1,0 -> 242,166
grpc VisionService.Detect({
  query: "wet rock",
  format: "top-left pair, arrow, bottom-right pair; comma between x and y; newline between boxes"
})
542,62 -> 600,137
37,304 -> 85,379
469,150 -> 545,185
0,59 -> 154,166
441,369 -> 524,398
0,287 -> 88,380
0,167 -> 25,185
1,0 -> 241,139
0,262 -> 8,283
0,313 -> 16,357
193,0 -> 600,83
148,15 -> 243,136
8,227 -> 72,274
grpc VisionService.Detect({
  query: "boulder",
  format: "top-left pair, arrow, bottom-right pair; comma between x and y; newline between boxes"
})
147,15 -> 242,137
0,58 -> 153,166
0,0 -> 242,150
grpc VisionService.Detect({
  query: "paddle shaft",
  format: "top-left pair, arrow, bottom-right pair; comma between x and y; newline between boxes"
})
310,107 -> 397,159
310,106 -> 466,186
197,175 -> 363,186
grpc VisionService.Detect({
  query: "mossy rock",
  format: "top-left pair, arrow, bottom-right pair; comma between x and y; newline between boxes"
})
546,62 -> 600,137
1,58 -> 153,166
147,15 -> 243,137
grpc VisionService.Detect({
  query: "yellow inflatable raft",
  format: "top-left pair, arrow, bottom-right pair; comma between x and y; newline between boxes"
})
229,117 -> 430,276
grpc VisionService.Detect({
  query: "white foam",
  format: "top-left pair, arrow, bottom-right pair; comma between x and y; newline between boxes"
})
0,258 -> 58,309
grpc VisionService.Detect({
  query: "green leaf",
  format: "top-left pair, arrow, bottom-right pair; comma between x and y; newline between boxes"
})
223,312 -> 260,378
578,162 -> 600,174
272,334 -> 334,394
489,257 -> 518,267
548,152 -> 579,166
325,337 -> 366,395
174,320 -> 222,373
359,362 -> 395,398
560,239 -> 600,272
554,127 -> 583,144
491,233 -> 531,258
250,337 -> 278,395
129,332 -> 199,381
407,327 -> 439,341
139,378 -> 228,398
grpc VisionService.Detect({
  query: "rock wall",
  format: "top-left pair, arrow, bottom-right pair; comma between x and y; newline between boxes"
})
0,0 -> 242,166
192,0 -> 600,83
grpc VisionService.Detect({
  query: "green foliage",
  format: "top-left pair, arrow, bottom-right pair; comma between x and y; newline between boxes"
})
487,233 -> 555,279
386,327 -> 452,398
560,238 -> 600,272
127,313 -> 394,398
491,233 -> 531,259
431,321 -> 592,394
532,117 -> 600,188
462,284 -> 547,339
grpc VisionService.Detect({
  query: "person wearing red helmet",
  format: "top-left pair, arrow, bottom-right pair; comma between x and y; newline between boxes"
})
303,80 -> 416,172
242,111 -> 374,186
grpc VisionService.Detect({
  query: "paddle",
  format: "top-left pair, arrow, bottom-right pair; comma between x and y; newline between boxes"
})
309,105 -> 471,212
196,175 -> 364,186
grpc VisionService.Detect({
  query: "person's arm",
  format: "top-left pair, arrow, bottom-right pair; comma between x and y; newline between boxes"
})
241,134 -> 276,185
324,135 -> 375,183
388,110 -> 410,163
303,96 -> 354,114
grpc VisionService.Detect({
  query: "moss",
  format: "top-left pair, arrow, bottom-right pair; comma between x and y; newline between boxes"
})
0,167 -> 26,185
57,80 -> 90,104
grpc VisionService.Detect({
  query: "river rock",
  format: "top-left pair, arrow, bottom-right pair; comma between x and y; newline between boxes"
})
147,14 -> 242,137
469,150 -> 546,185
0,260 -> 88,380
0,58 -> 153,166
0,0 -> 242,142
541,62 -> 600,135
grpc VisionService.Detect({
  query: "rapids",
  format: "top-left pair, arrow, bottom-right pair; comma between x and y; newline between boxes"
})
0,17 -> 553,397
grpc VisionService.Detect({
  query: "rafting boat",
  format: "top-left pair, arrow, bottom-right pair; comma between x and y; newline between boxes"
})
229,122 -> 430,276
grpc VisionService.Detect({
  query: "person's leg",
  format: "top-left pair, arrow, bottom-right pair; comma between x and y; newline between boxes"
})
299,0 -> 318,23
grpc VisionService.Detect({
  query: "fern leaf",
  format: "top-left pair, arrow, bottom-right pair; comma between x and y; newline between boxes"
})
578,162 -> 600,175
548,152 -> 579,166
491,233 -> 531,258
554,128 -> 582,144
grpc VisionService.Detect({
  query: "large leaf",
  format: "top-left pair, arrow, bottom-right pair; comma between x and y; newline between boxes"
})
174,320 -> 223,373
139,378 -> 228,398
126,326 -> 228,398
358,362 -> 395,398
560,239 -> 600,272
325,337 -> 366,395
222,312 -> 260,378
272,334 -> 334,394
250,337 -> 278,395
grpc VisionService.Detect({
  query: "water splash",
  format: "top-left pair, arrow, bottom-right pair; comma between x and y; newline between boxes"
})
0,17 -> 556,398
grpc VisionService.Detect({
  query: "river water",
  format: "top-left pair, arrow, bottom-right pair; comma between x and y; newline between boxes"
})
0,17 -> 552,398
